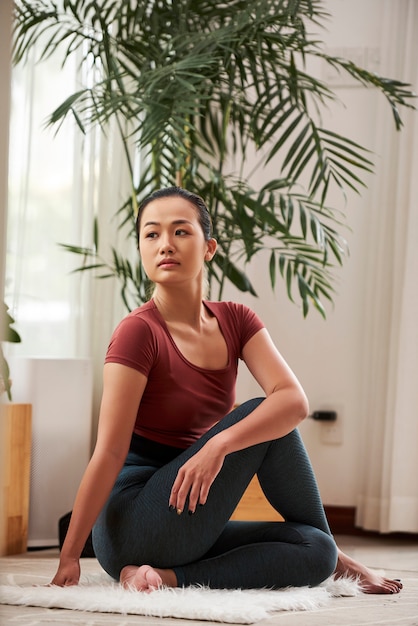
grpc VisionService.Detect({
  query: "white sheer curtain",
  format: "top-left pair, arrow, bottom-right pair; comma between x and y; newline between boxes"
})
6,46 -> 132,424
356,0 -> 418,532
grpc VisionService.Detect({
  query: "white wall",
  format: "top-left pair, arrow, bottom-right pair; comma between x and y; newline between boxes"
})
229,0 -> 412,507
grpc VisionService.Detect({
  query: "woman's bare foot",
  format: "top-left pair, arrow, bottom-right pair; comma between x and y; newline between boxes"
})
335,548 -> 403,594
120,564 -> 177,593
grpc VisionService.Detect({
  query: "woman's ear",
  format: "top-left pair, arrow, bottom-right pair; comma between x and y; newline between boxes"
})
205,238 -> 217,261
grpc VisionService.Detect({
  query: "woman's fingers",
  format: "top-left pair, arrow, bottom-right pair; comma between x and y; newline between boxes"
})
169,467 -> 199,513
187,480 -> 204,514
169,468 -> 210,513
169,443 -> 225,513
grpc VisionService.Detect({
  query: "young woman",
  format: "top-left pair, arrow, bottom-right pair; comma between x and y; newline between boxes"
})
52,187 -> 402,595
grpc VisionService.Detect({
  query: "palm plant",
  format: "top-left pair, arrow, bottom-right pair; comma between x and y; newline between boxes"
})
12,0 -> 415,316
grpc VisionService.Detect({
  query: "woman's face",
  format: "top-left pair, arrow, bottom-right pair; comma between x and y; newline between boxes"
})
138,195 -> 216,288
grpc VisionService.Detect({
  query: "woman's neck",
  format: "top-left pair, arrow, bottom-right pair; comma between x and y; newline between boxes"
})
153,287 -> 207,328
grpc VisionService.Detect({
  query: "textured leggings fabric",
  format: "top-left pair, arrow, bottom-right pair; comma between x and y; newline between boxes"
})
92,398 -> 338,589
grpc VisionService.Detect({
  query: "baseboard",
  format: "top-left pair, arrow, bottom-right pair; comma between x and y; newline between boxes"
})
324,505 -> 418,539
324,505 -> 363,535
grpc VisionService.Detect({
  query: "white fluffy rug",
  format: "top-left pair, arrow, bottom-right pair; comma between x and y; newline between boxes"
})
0,573 -> 360,624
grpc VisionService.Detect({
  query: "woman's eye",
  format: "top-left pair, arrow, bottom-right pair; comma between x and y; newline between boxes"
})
175,229 -> 188,236
145,231 -> 157,239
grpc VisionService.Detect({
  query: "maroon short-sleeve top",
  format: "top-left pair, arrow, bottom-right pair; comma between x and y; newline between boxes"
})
105,299 -> 264,448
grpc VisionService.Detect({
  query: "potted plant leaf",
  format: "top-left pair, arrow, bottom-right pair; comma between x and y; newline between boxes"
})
0,301 -> 21,401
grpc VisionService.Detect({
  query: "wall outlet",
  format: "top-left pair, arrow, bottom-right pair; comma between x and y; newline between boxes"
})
321,418 -> 343,445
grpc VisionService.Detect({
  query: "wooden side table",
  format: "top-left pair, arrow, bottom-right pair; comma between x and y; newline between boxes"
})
0,403 -> 32,555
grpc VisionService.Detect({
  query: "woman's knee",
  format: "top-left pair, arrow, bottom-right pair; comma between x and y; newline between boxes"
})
309,529 -> 338,585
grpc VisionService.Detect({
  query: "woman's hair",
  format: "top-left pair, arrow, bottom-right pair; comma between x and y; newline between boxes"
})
135,186 -> 213,247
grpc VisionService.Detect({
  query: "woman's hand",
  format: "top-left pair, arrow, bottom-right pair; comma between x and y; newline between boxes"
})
169,438 -> 226,514
50,558 -> 80,587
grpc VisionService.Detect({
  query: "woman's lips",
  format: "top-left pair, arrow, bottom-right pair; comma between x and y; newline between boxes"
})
158,259 -> 179,267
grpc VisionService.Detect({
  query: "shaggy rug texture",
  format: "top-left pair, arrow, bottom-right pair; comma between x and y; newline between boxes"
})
0,574 -> 360,624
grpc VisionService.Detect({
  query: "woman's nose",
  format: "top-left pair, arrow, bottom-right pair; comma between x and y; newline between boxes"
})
159,235 -> 175,254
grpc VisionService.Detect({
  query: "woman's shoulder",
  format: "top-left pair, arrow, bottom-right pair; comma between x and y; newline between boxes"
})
205,300 -> 265,328
128,299 -> 157,317
119,299 -> 158,323
205,300 -> 265,353
106,300 -> 162,368
111,300 -> 161,337
205,299 -> 255,316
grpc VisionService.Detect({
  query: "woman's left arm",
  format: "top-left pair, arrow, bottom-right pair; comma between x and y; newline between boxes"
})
214,327 -> 309,453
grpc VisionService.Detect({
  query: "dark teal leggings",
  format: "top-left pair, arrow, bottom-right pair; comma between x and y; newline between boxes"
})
92,398 -> 338,588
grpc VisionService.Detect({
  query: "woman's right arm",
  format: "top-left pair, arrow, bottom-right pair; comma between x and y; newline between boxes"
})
51,362 -> 147,586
